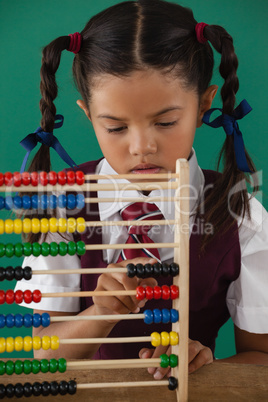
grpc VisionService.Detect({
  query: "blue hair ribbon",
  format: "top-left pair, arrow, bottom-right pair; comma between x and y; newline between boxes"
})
202,99 -> 252,173
19,115 -> 77,173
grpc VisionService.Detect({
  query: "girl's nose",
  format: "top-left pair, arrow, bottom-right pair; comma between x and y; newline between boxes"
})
129,130 -> 157,156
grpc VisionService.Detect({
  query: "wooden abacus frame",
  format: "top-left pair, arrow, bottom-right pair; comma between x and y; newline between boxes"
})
0,159 -> 189,401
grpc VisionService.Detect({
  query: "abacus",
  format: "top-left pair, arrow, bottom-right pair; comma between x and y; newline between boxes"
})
0,159 -> 189,401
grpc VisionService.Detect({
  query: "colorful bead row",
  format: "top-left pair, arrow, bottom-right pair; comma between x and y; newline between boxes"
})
0,266 -> 32,281
127,262 -> 179,278
151,332 -> 179,347
160,353 -> 178,368
136,285 -> 179,300
0,194 -> 85,211
0,217 -> 86,235
0,380 -> 77,398
144,308 -> 179,324
0,171 -> 85,187
0,335 -> 59,353
0,358 -> 67,375
0,289 -> 41,305
0,240 -> 86,258
0,313 -> 50,329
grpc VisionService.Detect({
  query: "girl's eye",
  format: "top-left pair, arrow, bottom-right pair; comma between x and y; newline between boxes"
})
106,126 -> 127,133
156,121 -> 177,127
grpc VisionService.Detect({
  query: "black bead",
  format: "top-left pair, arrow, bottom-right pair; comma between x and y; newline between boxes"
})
126,263 -> 136,278
14,383 -> 24,398
50,381 -> 59,396
68,380 -> 77,395
161,263 -> 170,277
59,381 -> 68,395
0,267 -> 5,282
14,266 -> 24,281
5,384 -> 15,398
153,262 -> 162,277
136,263 -> 145,278
5,267 -> 14,281
0,384 -> 6,399
32,382 -> 42,397
41,382 -> 50,396
168,376 -> 178,391
170,262 -> 179,277
23,266 -> 32,281
23,382 -> 33,397
144,263 -> 153,278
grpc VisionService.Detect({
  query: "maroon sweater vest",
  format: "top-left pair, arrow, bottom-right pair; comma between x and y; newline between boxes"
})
70,159 -> 241,359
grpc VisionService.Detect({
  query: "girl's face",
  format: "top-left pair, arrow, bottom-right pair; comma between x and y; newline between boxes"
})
80,70 -> 216,181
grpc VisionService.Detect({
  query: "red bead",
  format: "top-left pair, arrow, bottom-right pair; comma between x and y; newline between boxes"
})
15,290 -> 24,304
39,171 -> 48,186
153,286 -> 162,300
58,171 -> 67,185
21,172 -> 31,186
23,290 -> 33,304
30,172 -> 38,186
4,172 -> 13,186
75,171 -> 85,185
48,171 -> 57,185
136,286 -> 146,301
32,289 -> 42,303
162,285 -> 170,300
5,289 -> 15,304
13,172 -> 22,187
0,290 -> 5,304
0,173 -> 3,186
145,286 -> 154,300
170,285 -> 179,300
67,171 -> 76,185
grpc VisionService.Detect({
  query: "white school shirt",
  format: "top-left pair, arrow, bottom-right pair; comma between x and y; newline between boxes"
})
14,150 -> 268,334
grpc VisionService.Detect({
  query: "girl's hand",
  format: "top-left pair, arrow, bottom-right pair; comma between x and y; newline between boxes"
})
139,345 -> 171,379
93,257 -> 157,320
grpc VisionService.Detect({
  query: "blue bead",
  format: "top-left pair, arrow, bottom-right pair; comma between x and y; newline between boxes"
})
0,314 -> 6,328
5,196 -> 13,210
13,195 -> 22,209
24,313 -> 33,328
14,314 -> 24,328
6,314 -> 15,328
67,194 -> 76,210
143,309 -> 153,324
33,313 -> 42,328
58,194 -> 67,208
0,197 -> 4,210
40,195 -> 48,210
31,195 -> 39,210
153,308 -> 162,324
49,195 -> 57,209
76,194 -> 85,209
22,195 -> 31,209
162,308 -> 171,324
170,309 -> 179,323
41,313 -> 50,328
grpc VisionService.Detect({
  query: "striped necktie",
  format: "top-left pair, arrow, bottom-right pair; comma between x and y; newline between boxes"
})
117,202 -> 164,262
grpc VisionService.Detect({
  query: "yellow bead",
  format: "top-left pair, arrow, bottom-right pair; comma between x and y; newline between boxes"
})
14,336 -> 24,352
6,337 -> 14,353
14,219 -> 23,234
58,218 -> 67,233
32,218 -> 40,234
23,218 -> 32,234
77,217 -> 86,233
49,217 -> 58,233
33,336 -> 42,350
160,331 -> 170,346
67,218 -> 76,233
169,331 -> 179,346
151,332 -> 161,347
0,338 -> 6,353
0,220 -> 4,235
42,335 -> 51,350
23,336 -> 33,352
5,219 -> 14,234
51,335 -> 60,350
40,218 -> 49,233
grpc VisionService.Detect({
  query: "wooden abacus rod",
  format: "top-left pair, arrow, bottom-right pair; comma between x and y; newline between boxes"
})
85,242 -> 178,251
67,358 -> 163,370
60,336 -> 160,345
85,196 -> 178,203
42,290 -> 138,298
77,380 -> 169,389
85,219 -> 176,227
51,313 -> 142,322
84,173 -> 179,180
32,267 -> 131,275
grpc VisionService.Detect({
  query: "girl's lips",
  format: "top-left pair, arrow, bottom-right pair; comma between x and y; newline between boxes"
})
131,165 -> 161,174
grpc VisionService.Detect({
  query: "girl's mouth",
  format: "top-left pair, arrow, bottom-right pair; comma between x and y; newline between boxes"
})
131,164 -> 161,174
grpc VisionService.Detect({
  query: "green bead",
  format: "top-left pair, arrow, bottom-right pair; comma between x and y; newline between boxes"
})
23,242 -> 32,257
40,359 -> 49,373
14,243 -> 24,258
5,243 -> 14,258
76,241 -> 86,256
169,354 -> 178,368
67,241 -> 76,256
23,360 -> 32,375
41,242 -> 50,257
6,360 -> 14,375
58,242 -> 67,256
0,244 -> 5,257
14,360 -> 23,375
32,359 -> 41,374
58,358 -> 67,373
0,361 -> 5,375
160,354 -> 169,368
32,242 -> 41,257
50,242 -> 59,257
49,358 -> 58,373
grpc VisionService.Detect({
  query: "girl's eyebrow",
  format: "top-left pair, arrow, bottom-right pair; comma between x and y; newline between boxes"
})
97,106 -> 183,121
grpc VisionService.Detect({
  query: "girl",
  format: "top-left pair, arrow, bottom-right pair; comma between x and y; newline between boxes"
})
15,0 -> 268,379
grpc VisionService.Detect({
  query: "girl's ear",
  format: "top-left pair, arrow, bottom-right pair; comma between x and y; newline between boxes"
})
196,85 -> 218,127
76,100 -> 91,121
